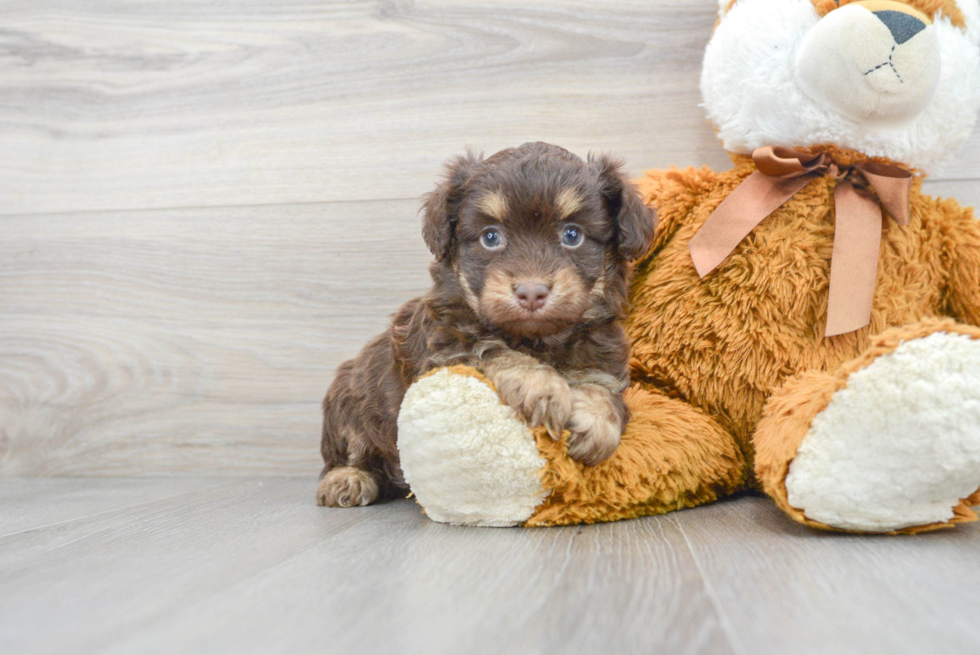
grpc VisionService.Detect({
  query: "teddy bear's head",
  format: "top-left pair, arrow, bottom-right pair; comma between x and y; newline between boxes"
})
702,0 -> 980,173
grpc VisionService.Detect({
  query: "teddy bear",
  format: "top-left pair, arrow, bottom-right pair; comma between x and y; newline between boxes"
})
395,0 -> 980,534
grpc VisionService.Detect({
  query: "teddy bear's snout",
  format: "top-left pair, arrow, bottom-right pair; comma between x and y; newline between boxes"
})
793,0 -> 940,124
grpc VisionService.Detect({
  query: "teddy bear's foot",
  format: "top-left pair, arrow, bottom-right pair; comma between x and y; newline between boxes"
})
398,366 -> 750,527
757,320 -> 980,533
396,366 -> 548,527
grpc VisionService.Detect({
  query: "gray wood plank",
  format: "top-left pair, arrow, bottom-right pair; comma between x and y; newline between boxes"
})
4,0 -> 976,215
0,477 -> 232,536
6,479 -> 980,655
3,479 -> 980,655
0,478 -> 733,655
672,495 -> 980,655
0,0 -> 725,214
106,512 -> 734,655
0,478 -> 393,654
0,199 -> 430,476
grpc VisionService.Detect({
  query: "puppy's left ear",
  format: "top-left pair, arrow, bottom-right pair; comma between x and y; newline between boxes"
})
420,151 -> 485,262
591,154 -> 657,261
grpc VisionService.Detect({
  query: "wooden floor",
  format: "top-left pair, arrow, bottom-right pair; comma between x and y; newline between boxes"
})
1,478 -> 979,655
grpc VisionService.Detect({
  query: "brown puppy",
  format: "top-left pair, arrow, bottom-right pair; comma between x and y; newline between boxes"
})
317,142 -> 656,507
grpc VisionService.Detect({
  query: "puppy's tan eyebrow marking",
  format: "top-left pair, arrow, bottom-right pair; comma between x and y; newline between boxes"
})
555,187 -> 585,219
477,191 -> 509,221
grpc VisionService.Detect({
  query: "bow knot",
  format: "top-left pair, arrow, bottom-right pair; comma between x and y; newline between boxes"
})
689,146 -> 913,337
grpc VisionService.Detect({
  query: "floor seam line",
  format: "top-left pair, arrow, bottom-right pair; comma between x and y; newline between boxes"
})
0,479 -> 247,542
671,513 -> 748,655
0,196 -> 420,219
93,502 -> 404,652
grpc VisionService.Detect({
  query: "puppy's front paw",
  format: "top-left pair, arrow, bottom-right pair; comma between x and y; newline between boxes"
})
317,467 -> 379,507
567,385 -> 624,466
491,365 -> 571,439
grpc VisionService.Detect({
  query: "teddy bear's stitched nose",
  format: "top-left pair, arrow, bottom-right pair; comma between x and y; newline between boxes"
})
873,10 -> 926,44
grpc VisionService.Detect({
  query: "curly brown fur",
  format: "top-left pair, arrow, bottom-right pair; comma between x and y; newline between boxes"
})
317,142 -> 656,507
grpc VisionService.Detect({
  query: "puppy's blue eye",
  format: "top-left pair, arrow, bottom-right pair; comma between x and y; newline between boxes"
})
561,226 -> 584,248
481,228 -> 503,250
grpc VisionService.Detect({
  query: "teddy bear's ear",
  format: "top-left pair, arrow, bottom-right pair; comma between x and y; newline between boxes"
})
420,151 -> 484,262
590,154 -> 657,261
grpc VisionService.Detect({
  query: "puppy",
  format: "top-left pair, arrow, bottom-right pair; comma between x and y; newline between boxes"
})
317,142 -> 656,507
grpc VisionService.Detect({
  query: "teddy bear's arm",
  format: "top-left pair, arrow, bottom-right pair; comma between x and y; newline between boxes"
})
944,203 -> 980,327
526,383 -> 748,526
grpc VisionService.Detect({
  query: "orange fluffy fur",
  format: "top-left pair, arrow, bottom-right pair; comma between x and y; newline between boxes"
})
720,1 -> 968,28
816,0 -> 966,27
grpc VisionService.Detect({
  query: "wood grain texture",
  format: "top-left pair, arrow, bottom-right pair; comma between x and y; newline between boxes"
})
3,0 -> 977,215
672,498 -> 980,655
0,0 -> 721,214
0,478 -> 390,653
0,477 -> 232,537
104,503 -> 735,655
2,479 -> 979,654
0,478 -> 733,655
0,476 -> 713,655
0,199 -> 431,475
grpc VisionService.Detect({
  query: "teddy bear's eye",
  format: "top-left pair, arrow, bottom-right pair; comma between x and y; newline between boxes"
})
561,225 -> 584,249
481,228 -> 504,250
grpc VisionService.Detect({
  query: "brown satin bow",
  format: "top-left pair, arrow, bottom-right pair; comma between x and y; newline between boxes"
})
688,146 -> 913,337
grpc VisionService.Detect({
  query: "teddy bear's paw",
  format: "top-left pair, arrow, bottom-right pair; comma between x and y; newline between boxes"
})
567,384 -> 623,466
785,332 -> 980,532
397,368 -> 549,527
489,364 -> 571,440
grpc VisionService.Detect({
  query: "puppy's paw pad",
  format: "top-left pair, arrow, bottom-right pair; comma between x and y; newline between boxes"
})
316,467 -> 379,508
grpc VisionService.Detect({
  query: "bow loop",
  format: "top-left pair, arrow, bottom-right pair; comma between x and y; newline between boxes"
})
854,161 -> 913,226
752,146 -> 829,179
689,147 -> 914,337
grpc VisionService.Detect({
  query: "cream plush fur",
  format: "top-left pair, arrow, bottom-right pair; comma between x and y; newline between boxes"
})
705,0 -> 980,173
794,4 -> 941,123
785,332 -> 980,531
397,369 -> 547,526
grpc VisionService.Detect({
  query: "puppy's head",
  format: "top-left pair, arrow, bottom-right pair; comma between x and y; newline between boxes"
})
421,142 -> 656,338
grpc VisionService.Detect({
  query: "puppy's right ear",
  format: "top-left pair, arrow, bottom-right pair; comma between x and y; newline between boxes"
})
420,151 -> 484,262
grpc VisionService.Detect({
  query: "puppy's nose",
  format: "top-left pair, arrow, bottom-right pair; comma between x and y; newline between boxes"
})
514,283 -> 550,312
873,10 -> 926,44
